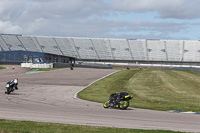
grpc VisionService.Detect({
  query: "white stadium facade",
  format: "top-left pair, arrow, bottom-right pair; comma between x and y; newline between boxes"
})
0,34 -> 200,65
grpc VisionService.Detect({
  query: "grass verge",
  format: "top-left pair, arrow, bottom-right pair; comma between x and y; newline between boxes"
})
78,69 -> 200,112
37,67 -> 67,71
0,66 -> 6,70
0,119 -> 184,133
78,70 -> 138,103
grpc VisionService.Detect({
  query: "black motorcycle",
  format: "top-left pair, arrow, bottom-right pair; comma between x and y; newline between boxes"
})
103,91 -> 133,110
5,83 -> 15,94
5,80 -> 18,94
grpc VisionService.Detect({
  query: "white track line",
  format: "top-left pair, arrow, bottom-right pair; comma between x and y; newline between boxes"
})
74,70 -> 120,99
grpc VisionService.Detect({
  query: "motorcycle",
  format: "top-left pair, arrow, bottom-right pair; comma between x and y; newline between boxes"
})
5,79 -> 18,94
103,91 -> 133,110
5,83 -> 15,94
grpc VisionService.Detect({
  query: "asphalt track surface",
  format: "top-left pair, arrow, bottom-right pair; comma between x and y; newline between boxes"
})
0,66 -> 200,132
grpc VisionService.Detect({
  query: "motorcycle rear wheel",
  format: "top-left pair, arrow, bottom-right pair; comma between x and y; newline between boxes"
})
119,100 -> 129,110
103,101 -> 110,108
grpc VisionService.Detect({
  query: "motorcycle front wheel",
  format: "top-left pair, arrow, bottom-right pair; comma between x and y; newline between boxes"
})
103,101 -> 110,108
119,100 -> 129,110
6,88 -> 11,94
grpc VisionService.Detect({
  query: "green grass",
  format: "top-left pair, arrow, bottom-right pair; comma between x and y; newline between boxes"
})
37,67 -> 67,71
78,69 -> 200,112
0,119 -> 184,133
78,70 -> 138,103
0,66 -> 6,70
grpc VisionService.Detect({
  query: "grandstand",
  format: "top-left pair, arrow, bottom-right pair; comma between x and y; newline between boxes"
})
1,34 -> 200,65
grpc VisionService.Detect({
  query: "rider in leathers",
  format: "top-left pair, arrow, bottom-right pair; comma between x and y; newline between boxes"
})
5,78 -> 18,93
113,90 -> 128,104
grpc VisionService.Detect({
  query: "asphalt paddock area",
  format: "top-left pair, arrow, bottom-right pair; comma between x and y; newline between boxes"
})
0,66 -> 200,132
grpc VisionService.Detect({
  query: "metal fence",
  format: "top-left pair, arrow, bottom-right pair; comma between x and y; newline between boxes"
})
163,67 -> 200,73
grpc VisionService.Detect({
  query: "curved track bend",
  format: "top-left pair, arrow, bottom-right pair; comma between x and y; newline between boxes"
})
0,66 -> 200,132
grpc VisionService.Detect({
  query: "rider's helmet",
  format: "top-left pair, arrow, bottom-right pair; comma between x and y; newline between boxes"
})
121,90 -> 128,95
14,78 -> 18,84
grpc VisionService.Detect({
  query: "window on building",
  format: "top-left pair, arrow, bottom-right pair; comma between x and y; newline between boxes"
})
89,47 -> 94,50
45,57 -> 48,62
161,49 -> 166,52
76,47 -> 80,50
111,48 -> 116,51
147,49 -> 152,52
53,46 -> 58,50
18,45 -> 24,48
184,50 -> 188,53
125,48 -> 129,52
40,45 -> 45,50
7,44 -> 12,48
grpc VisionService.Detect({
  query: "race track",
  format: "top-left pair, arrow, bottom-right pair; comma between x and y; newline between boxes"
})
0,66 -> 200,132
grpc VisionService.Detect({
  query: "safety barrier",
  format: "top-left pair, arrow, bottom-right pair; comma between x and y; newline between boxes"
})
21,63 -> 53,68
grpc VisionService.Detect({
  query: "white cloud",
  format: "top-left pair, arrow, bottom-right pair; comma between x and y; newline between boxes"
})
0,21 -> 22,34
111,0 -> 200,19
0,0 -> 26,21
0,0 -> 199,40
21,0 -> 106,20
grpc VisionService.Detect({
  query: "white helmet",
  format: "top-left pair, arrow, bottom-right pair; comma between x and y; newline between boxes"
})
14,78 -> 18,84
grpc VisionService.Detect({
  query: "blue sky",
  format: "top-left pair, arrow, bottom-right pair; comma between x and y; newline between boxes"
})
0,0 -> 200,40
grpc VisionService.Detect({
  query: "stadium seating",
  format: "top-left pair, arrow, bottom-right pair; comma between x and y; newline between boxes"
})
127,39 -> 146,60
165,40 -> 183,61
192,41 -> 200,61
0,36 -> 10,51
1,34 -> 200,63
146,40 -> 167,61
17,36 -> 43,52
109,39 -> 132,61
183,41 -> 200,62
1,35 -> 26,51
35,36 -> 63,55
72,38 -> 99,60
90,38 -> 113,60
54,37 -> 78,58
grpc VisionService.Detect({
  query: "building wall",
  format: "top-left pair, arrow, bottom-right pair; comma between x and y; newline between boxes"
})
0,50 -> 71,64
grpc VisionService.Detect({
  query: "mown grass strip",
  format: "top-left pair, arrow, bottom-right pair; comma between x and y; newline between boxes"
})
37,67 -> 67,71
127,70 -> 200,112
78,70 -> 139,103
78,69 -> 200,112
0,66 -> 6,70
0,119 -> 184,133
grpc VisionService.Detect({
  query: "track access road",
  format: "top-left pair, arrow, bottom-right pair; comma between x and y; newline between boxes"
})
0,66 -> 200,132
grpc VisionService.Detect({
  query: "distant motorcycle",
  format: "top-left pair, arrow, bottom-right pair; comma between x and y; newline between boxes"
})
103,90 -> 133,110
5,79 -> 18,94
